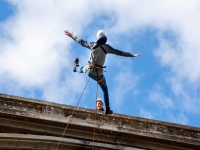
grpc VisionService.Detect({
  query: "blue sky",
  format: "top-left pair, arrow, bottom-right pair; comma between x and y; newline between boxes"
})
1,0 -> 200,127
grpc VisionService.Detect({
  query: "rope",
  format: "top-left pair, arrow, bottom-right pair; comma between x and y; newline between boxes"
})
92,81 -> 98,150
56,77 -> 90,150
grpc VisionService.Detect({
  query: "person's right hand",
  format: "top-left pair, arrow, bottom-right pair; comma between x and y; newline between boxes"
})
64,30 -> 73,37
132,53 -> 141,57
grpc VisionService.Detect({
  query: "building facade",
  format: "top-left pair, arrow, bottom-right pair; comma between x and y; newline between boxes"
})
0,93 -> 200,150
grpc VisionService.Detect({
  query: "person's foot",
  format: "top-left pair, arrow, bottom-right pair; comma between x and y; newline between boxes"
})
105,107 -> 113,114
73,58 -> 79,72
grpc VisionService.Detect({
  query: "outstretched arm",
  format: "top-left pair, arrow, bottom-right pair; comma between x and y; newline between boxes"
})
105,44 -> 142,57
64,30 -> 95,50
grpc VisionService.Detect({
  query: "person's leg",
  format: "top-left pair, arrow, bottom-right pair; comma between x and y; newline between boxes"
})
73,58 -> 79,72
73,58 -> 89,74
75,66 -> 84,73
98,77 -> 110,108
87,73 -> 112,114
98,77 -> 113,114
87,73 -> 109,107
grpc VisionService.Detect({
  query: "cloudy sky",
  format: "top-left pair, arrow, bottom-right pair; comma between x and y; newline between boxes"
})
0,0 -> 200,127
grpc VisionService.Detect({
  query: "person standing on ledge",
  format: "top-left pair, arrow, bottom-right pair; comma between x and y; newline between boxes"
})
65,30 -> 141,114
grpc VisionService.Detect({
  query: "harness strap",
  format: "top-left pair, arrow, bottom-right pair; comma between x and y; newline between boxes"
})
97,76 -> 104,83
100,45 -> 107,54
88,61 -> 106,69
88,61 -> 105,83
89,64 -> 102,70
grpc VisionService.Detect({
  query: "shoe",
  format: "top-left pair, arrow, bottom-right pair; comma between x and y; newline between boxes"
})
105,107 -> 113,114
73,58 -> 79,72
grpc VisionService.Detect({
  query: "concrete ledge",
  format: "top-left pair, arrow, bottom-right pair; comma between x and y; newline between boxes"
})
0,133 -> 141,150
0,93 -> 200,150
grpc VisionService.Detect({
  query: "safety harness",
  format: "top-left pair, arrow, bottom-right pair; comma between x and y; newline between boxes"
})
89,45 -> 107,83
88,62 -> 106,83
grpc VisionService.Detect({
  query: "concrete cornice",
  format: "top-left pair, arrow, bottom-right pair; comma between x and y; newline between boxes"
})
0,93 -> 200,150
0,133 -> 141,150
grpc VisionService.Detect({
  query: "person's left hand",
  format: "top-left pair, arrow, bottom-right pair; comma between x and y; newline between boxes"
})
64,30 -> 73,37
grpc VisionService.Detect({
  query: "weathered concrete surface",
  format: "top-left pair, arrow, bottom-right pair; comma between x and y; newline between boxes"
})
0,133 -> 142,150
0,93 -> 200,150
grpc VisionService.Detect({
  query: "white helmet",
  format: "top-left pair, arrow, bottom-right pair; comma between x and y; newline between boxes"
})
96,30 -> 106,39
96,98 -> 104,104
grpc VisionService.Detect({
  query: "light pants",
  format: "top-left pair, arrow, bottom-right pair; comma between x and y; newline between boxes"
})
76,66 -> 110,108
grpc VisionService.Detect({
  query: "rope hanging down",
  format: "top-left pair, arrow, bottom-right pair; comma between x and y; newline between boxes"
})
56,77 -> 90,150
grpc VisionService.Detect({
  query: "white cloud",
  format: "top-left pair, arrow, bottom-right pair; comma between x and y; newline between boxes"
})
107,0 -> 200,89
0,0 -> 96,103
148,85 -> 173,109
